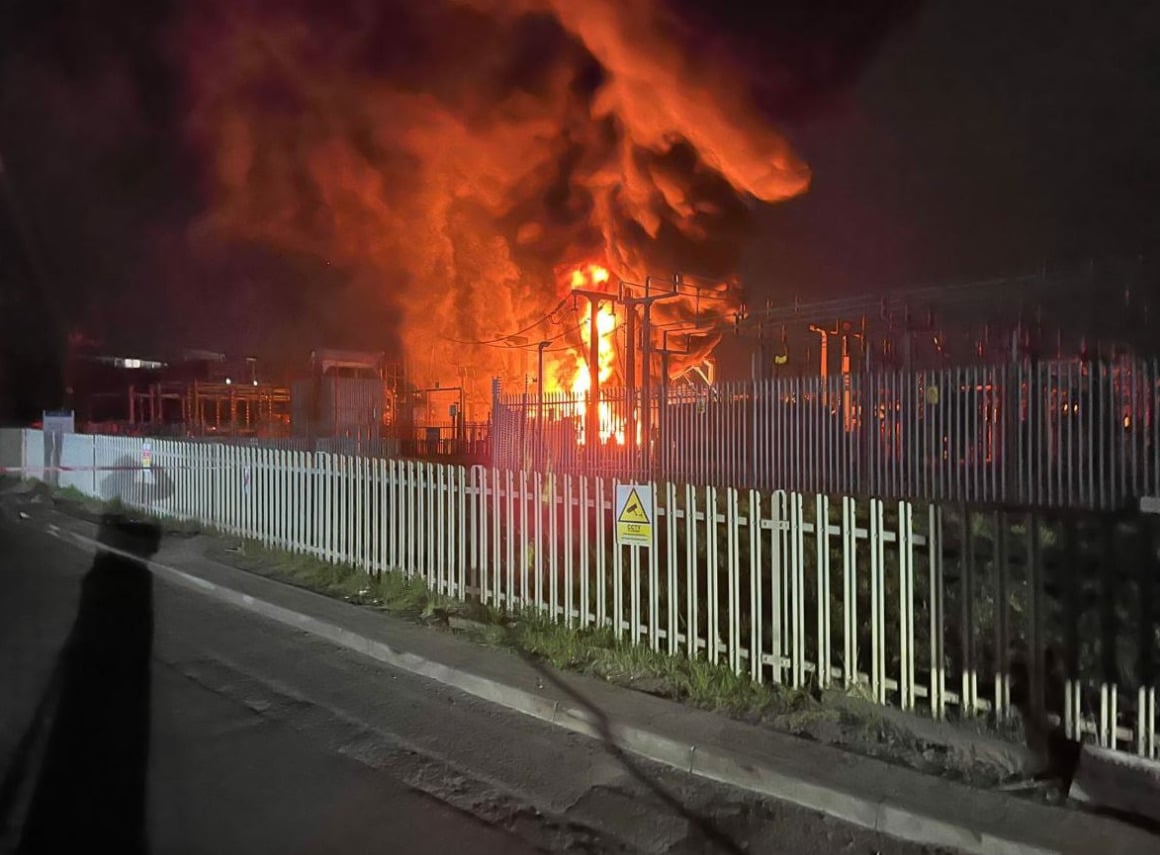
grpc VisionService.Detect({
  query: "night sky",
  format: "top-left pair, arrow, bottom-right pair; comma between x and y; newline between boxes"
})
2,0 -> 1159,415
743,0 -> 1160,297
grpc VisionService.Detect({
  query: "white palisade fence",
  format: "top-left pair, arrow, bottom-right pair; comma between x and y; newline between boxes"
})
3,428 -> 1156,762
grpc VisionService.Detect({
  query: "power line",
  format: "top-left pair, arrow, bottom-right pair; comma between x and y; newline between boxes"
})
439,296 -> 571,345
473,325 -> 575,352
738,266 -> 1126,333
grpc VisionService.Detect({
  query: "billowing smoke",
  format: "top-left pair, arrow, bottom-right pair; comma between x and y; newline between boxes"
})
184,0 -> 916,409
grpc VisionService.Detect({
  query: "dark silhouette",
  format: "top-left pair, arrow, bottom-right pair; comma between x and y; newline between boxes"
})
14,514 -> 159,854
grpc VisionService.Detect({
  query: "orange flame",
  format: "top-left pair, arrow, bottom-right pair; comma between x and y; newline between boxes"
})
546,262 -> 627,445
183,2 -> 818,407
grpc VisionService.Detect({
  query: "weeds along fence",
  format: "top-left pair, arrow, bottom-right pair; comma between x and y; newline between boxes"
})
4,428 -> 1157,761
493,357 -> 1160,511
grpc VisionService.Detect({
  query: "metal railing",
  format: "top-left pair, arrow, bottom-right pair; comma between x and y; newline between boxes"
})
494,357 -> 1160,510
8,428 -> 1156,761
78,423 -> 478,464
391,422 -> 491,462
183,435 -> 404,458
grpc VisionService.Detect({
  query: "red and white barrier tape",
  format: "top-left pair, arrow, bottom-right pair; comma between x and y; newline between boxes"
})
0,463 -> 239,474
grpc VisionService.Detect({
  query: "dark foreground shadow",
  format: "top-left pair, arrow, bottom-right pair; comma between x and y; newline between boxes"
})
9,514 -> 159,854
510,642 -> 745,854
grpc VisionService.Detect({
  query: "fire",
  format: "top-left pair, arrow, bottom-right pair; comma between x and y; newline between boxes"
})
561,263 -> 626,445
568,262 -> 616,405
569,263 -> 610,290
569,303 -> 615,396
179,1 -> 924,410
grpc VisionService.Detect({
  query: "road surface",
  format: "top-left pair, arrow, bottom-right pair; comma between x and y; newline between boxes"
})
0,507 -> 948,854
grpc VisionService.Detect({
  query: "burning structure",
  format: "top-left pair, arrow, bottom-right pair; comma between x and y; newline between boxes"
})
184,0 -> 916,416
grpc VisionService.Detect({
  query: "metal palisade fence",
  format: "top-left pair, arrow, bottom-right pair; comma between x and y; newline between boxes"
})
494,357 -> 1160,511
4,428 -> 1157,761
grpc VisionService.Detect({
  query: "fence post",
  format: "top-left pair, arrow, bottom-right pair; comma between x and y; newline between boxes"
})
707,486 -> 721,665
842,496 -> 859,690
749,489 -> 763,682
685,484 -> 699,662
533,470 -> 544,611
815,494 -> 832,689
648,482 -> 661,652
790,491 -> 806,689
491,467 -> 502,607
898,500 -> 915,711
929,504 -> 946,719
564,474 -> 574,626
869,497 -> 886,704
595,477 -> 608,630
727,487 -> 741,674
468,465 -> 480,596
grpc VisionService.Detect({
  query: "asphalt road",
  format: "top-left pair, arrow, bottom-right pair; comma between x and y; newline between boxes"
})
0,507 -> 948,854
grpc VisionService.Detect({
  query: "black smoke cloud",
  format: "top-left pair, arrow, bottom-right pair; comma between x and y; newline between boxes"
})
1,0 -> 919,401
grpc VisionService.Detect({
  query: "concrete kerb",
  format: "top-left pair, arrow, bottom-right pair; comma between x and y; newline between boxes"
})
684,742 -> 886,835
42,520 -> 1061,855
875,803 -> 1050,855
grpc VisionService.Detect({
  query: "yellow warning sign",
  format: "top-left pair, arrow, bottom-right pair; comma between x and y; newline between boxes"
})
619,489 -> 649,523
615,484 -> 653,547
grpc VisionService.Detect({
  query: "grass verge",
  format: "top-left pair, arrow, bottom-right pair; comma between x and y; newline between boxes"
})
205,535 -> 1028,789
26,482 -> 1032,793
208,542 -> 830,719
205,539 -> 794,712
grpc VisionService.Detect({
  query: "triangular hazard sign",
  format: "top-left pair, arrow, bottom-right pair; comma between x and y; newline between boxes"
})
618,488 -> 649,524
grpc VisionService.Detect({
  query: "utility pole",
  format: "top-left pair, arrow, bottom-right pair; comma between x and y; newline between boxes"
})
536,340 -> 550,469
572,288 -> 611,455
808,322 -> 841,378
619,275 -> 682,468
656,329 -> 694,385
624,300 -> 637,425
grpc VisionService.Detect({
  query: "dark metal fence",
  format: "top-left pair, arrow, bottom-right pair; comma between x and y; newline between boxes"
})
493,357 -> 1160,510
91,423 -> 489,463
183,435 -> 403,457
392,422 -> 491,462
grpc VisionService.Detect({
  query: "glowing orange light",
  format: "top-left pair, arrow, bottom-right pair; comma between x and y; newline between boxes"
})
554,263 -> 627,445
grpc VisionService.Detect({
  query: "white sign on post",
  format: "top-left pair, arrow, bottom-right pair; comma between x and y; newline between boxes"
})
42,410 -> 75,435
141,441 -> 152,470
615,483 -> 653,547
